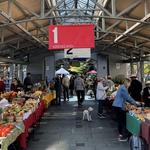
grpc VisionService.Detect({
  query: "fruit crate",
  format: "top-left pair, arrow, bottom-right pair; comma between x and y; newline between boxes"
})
126,113 -> 141,136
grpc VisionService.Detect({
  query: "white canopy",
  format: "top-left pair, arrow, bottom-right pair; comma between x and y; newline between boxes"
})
55,68 -> 70,75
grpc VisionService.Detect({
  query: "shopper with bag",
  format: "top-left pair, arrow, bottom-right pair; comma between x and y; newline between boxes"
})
96,78 -> 108,118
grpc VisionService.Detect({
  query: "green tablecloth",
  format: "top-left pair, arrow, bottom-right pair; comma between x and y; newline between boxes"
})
126,113 -> 141,136
0,123 -> 24,150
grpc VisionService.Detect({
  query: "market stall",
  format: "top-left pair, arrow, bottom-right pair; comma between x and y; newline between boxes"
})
0,90 -> 55,150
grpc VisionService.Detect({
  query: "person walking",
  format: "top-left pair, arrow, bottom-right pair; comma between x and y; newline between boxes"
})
62,75 -> 70,101
54,75 -> 62,105
69,76 -> 74,97
96,78 -> 108,118
74,74 -> 85,106
112,78 -> 140,142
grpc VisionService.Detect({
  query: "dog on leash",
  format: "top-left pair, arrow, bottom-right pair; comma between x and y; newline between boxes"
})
83,107 -> 94,121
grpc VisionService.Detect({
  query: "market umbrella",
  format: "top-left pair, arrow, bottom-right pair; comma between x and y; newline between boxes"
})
55,68 -> 70,75
87,70 -> 97,74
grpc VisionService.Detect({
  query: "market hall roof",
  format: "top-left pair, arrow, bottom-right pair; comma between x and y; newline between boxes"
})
0,0 -> 149,61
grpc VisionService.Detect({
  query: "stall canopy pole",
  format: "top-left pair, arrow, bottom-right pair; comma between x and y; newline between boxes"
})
140,51 -> 144,84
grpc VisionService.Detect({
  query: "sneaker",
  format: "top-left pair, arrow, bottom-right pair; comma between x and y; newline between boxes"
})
118,134 -> 123,138
97,113 -> 101,116
98,114 -> 106,119
118,137 -> 128,142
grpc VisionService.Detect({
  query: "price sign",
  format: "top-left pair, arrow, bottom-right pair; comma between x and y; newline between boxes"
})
48,24 -> 95,50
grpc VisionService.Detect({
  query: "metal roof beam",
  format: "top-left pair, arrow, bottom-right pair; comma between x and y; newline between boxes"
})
14,2 -> 48,37
114,13 -> 150,42
14,0 -> 39,17
0,37 -> 20,46
1,14 -> 150,28
97,0 -> 142,40
8,0 -> 13,17
91,0 -> 112,16
14,0 -> 48,38
45,0 -> 66,16
41,0 -> 45,18
0,10 -> 47,47
111,0 -> 116,16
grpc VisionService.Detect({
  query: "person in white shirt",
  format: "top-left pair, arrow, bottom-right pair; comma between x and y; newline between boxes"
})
96,78 -> 108,118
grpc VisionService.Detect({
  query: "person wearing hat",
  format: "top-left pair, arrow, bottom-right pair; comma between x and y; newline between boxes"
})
128,74 -> 142,102
143,81 -> 150,107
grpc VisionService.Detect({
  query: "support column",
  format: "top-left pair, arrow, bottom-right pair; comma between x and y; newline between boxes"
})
111,0 -> 116,16
130,62 -> 134,75
140,61 -> 144,83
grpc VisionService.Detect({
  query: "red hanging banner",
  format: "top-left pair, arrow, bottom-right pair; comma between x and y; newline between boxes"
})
48,24 -> 95,50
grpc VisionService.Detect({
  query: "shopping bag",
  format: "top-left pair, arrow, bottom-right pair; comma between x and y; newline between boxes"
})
129,135 -> 147,150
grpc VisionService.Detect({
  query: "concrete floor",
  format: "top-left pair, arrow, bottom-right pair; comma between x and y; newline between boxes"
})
27,97 -> 129,150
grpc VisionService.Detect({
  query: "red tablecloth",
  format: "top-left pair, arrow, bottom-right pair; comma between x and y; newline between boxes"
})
18,100 -> 45,149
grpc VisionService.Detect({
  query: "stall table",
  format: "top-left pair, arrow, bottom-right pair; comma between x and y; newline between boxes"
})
18,100 -> 45,149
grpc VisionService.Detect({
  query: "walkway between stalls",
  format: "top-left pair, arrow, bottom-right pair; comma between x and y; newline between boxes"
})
27,98 -> 129,150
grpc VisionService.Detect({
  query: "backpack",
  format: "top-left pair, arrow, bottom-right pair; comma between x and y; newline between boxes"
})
129,135 -> 147,150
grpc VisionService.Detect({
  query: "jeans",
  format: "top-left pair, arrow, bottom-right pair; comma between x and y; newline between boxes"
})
98,100 -> 105,114
76,90 -> 85,105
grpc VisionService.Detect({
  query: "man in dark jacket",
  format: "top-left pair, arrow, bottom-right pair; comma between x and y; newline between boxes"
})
54,75 -> 62,105
24,73 -> 33,92
128,75 -> 142,102
143,81 -> 150,107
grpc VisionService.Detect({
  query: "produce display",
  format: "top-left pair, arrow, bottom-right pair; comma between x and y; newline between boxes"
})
2,99 -> 38,123
0,90 -> 43,125
22,99 -> 38,113
125,102 -> 150,121
0,123 -> 14,137
32,91 -> 43,97
0,90 -> 48,149
1,92 -> 17,99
